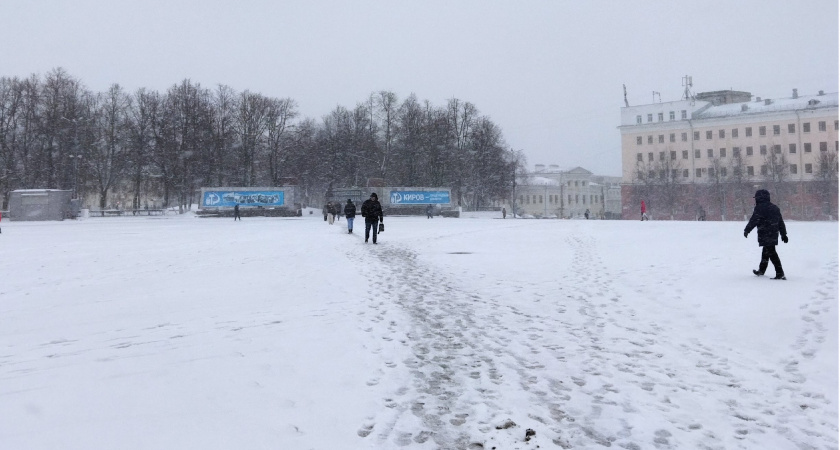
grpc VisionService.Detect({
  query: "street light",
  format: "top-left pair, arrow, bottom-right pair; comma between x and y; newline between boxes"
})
68,154 -> 82,199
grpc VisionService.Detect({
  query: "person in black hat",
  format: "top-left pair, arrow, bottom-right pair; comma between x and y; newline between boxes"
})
344,199 -> 356,234
361,192 -> 383,244
744,189 -> 788,279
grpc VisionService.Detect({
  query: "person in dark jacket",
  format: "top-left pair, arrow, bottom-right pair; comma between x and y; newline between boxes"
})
344,199 -> 356,234
361,192 -> 383,244
233,203 -> 241,221
744,189 -> 788,279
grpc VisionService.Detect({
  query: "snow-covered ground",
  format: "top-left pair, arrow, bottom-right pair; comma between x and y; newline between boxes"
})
0,210 -> 837,450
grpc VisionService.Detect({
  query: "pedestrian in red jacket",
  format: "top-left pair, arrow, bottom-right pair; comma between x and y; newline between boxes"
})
640,200 -> 649,221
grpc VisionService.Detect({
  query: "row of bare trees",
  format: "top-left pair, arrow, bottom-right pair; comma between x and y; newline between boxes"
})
0,68 -> 522,210
631,147 -> 838,220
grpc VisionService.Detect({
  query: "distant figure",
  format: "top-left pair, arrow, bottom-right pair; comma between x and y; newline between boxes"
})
0,209 -> 3,233
697,206 -> 706,221
344,199 -> 356,234
327,202 -> 335,225
233,203 -> 241,221
640,200 -> 648,221
361,193 -> 384,244
426,204 -> 434,219
323,204 -> 328,221
585,208 -> 590,220
502,207 -> 507,219
744,189 -> 788,280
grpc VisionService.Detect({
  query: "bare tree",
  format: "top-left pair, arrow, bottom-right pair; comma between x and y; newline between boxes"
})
816,151 -> 839,218
90,84 -> 131,208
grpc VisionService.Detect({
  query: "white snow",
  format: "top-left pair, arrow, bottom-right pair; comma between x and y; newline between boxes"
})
0,211 -> 837,450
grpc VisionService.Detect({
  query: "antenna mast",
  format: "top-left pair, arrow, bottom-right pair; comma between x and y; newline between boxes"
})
623,84 -> 629,107
682,75 -> 695,102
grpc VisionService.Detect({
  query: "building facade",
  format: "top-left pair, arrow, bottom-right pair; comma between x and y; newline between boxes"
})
619,89 -> 839,220
510,165 -> 622,219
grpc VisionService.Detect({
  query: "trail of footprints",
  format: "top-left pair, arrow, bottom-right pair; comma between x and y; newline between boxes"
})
348,237 -> 836,449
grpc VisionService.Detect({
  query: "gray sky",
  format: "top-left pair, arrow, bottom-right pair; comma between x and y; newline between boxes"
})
2,0 -> 837,176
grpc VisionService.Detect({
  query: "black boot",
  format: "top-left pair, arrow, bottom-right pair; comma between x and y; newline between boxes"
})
753,270 -> 764,276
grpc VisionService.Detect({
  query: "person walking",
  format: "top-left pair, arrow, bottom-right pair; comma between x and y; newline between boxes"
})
233,203 -> 241,221
640,200 -> 648,221
744,189 -> 788,280
361,192 -> 384,244
327,202 -> 335,225
585,208 -> 590,220
344,199 -> 356,234
426,204 -> 434,219
502,207 -> 507,219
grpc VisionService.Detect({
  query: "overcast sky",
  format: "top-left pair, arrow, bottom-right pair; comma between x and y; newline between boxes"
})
2,0 -> 837,176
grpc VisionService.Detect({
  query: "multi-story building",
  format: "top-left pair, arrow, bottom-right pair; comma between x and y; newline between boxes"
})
619,88 -> 839,220
510,165 -> 622,219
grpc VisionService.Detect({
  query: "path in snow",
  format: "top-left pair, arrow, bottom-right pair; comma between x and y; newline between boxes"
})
348,228 -> 837,450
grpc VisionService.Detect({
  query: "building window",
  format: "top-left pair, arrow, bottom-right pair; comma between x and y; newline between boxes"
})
568,195 -> 572,205
539,195 -> 543,203
696,168 -> 702,177
695,149 -> 701,158
682,150 -> 688,159
803,122 -> 811,133
719,129 -> 725,138
773,125 -> 780,135
658,113 -> 664,122
790,164 -> 797,174
681,132 -> 687,142
789,144 -> 796,154
732,128 -> 739,138
746,127 -> 753,137
533,195 -> 537,204
720,167 -> 727,177
658,135 -> 664,143
720,148 -> 727,158
761,165 -> 768,175
707,149 -> 714,158
659,152 -> 665,161
819,121 -> 826,131
820,142 -> 828,152
671,169 -> 677,178
835,120 -> 838,130
746,146 -> 753,156
788,124 -> 795,133
706,130 -> 713,140
733,147 -> 740,157
637,153 -> 643,162
670,133 -> 675,143
773,145 -> 781,154
670,150 -> 677,160
648,135 -> 653,144
683,169 -> 689,177
669,111 -> 675,120
648,152 -> 653,161
759,126 -> 766,136
637,136 -> 642,145
805,143 -> 812,152
747,166 -> 754,176
760,145 -> 767,155
575,195 -> 579,204
636,115 -> 642,124
681,110 -> 687,119
694,131 -> 700,141
647,114 -> 653,123
805,163 -> 813,173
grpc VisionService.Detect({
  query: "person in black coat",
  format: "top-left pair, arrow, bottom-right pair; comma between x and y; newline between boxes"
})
344,199 -> 356,234
744,189 -> 788,279
361,193 -> 384,244
233,203 -> 241,221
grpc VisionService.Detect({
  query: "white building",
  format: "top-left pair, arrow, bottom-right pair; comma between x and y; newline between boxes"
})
511,165 -> 622,219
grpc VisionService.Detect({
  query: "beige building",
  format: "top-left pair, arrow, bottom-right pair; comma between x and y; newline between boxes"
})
619,88 -> 839,220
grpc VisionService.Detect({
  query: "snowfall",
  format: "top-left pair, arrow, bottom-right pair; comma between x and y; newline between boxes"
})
0,209 -> 837,450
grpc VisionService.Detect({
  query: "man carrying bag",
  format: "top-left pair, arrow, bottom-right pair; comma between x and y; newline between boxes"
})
361,193 -> 384,244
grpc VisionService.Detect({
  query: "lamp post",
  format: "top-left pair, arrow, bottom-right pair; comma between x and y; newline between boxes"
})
69,154 -> 82,199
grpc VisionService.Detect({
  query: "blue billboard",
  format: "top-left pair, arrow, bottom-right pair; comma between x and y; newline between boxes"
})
389,191 -> 450,205
203,190 -> 285,207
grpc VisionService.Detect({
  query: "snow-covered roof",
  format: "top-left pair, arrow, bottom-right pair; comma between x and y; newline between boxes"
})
696,92 -> 838,119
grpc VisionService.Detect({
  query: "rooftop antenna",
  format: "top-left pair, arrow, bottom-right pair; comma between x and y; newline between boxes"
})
682,75 -> 695,104
652,91 -> 661,103
623,84 -> 629,107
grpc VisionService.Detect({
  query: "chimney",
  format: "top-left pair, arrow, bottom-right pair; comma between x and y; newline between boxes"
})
741,104 -> 749,112
819,90 -> 825,96
756,97 -> 762,102
792,89 -> 798,99
764,99 -> 772,105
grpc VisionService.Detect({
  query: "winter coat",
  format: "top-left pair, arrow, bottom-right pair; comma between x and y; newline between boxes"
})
640,201 -> 646,213
744,189 -> 787,247
361,198 -> 383,223
344,201 -> 356,218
